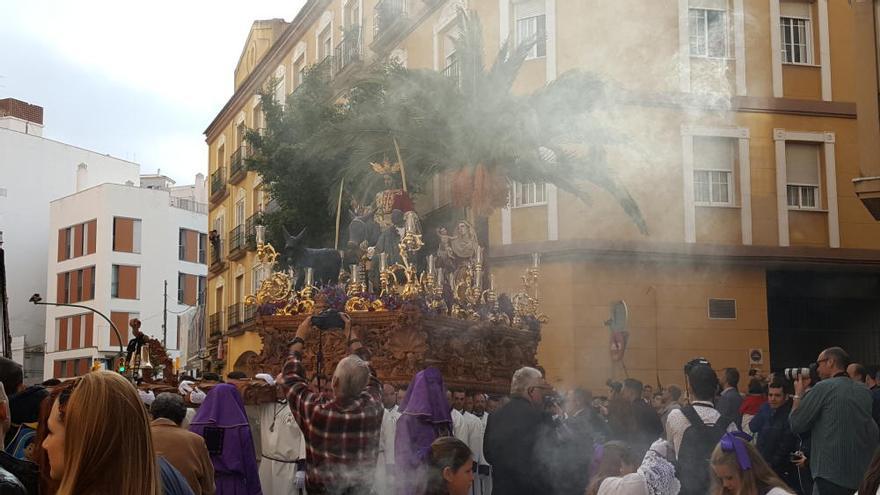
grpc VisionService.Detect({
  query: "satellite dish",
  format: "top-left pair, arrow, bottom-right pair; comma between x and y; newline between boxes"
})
604,300 -> 628,332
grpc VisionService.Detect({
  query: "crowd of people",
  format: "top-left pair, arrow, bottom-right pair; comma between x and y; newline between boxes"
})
0,314 -> 878,494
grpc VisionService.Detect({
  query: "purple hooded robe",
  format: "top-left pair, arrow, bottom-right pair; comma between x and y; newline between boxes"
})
189,384 -> 262,495
394,367 -> 453,495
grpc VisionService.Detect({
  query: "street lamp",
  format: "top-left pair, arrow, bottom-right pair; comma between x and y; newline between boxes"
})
29,294 -> 125,367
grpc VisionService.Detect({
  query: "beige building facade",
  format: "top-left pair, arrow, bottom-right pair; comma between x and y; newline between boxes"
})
205,0 -> 880,392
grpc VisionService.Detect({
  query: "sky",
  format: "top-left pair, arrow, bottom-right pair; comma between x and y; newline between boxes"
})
1,0 -> 306,185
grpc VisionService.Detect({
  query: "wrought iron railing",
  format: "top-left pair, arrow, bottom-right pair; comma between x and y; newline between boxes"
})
374,0 -> 407,40
227,304 -> 241,330
443,58 -> 461,86
209,312 -> 221,337
229,225 -> 244,256
334,27 -> 363,75
230,147 -> 245,181
210,168 -> 226,198
245,212 -> 264,249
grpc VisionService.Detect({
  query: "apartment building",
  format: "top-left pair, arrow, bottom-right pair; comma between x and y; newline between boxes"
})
204,0 -> 880,391
43,178 -> 208,379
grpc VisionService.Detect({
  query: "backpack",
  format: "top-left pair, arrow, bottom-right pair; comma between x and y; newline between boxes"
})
676,405 -> 731,495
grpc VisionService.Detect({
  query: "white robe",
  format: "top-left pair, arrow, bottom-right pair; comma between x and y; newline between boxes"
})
374,406 -> 401,494
465,412 -> 491,495
452,408 -> 475,441
259,401 -> 307,495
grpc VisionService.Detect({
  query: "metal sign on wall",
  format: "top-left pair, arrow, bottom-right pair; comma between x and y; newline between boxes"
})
749,348 -> 764,365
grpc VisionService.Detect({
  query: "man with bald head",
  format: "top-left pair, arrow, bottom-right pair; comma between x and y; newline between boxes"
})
790,347 -> 878,495
484,367 -> 556,495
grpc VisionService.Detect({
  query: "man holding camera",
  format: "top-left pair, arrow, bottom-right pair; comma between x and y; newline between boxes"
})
283,313 -> 384,495
790,347 -> 878,495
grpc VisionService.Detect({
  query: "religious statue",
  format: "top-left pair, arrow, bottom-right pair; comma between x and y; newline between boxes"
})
450,220 -> 478,261
436,226 -> 455,272
374,209 -> 406,266
371,160 -> 414,229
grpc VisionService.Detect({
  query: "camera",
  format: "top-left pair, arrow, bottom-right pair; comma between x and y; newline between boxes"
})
684,357 -> 712,375
311,309 -> 346,331
784,368 -> 810,381
789,451 -> 805,462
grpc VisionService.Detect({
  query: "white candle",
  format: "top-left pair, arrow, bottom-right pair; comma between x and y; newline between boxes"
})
350,264 -> 359,284
490,274 -> 496,291
436,268 -> 444,286
475,245 -> 483,264
305,267 -> 314,287
532,252 -> 540,268
379,252 -> 388,272
255,225 -> 266,245
427,255 -> 436,275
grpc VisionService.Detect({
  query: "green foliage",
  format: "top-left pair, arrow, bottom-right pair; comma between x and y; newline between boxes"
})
246,9 -> 647,252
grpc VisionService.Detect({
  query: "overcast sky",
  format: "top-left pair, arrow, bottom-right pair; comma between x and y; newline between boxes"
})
1,0 -> 306,185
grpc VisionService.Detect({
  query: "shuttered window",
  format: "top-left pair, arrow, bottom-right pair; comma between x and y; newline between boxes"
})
113,217 -> 141,253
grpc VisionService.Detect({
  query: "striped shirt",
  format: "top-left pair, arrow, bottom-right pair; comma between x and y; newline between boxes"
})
283,351 -> 384,494
790,375 -> 879,489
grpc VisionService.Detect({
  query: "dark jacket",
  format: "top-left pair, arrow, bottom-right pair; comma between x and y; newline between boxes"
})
751,401 -> 798,489
0,464 -> 27,495
0,452 -> 37,495
716,387 -> 743,428
484,396 -> 555,495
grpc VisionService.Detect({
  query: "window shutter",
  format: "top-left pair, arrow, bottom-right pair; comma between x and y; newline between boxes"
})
117,266 -> 139,300
66,361 -> 75,378
709,298 -> 737,319
185,230 -> 198,263
71,315 -> 81,349
84,313 -> 94,347
694,136 -> 734,171
58,318 -> 68,351
53,361 -> 62,379
82,267 -> 93,301
57,228 -> 68,261
690,0 -> 727,9
780,1 -> 811,18
786,143 -> 820,185
56,273 -> 66,303
185,274 -> 197,306
77,359 -> 90,376
514,0 -> 545,19
110,312 -> 130,346
113,218 -> 134,252
73,224 -> 84,258
86,220 -> 97,254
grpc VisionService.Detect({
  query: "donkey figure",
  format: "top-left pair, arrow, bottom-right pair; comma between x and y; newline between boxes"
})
282,227 -> 342,289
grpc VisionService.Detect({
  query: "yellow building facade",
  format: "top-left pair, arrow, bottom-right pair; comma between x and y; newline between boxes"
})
204,0 -> 880,392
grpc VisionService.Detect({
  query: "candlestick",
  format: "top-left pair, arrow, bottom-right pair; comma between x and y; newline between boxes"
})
379,252 -> 388,272
448,273 -> 456,289
532,252 -> 540,268
255,225 -> 266,245
427,255 -> 436,275
350,264 -> 359,284
475,245 -> 483,264
490,274 -> 496,291
305,267 -> 314,287
436,268 -> 445,287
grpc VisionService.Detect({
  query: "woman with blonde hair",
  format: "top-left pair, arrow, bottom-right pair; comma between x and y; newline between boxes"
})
711,432 -> 795,495
41,371 -> 192,495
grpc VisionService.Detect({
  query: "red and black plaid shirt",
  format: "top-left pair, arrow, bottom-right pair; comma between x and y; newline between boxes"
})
283,351 -> 384,494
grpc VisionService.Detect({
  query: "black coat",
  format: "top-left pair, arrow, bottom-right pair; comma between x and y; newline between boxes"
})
553,411 -> 599,495
484,397 -> 556,495
753,401 -> 799,490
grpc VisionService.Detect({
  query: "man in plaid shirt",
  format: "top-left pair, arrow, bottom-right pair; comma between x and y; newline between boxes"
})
283,313 -> 384,495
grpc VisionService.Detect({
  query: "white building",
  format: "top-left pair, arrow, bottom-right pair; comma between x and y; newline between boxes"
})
43,180 -> 208,379
0,98 -> 140,382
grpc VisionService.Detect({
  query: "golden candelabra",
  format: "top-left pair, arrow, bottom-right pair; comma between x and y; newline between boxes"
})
511,253 -> 548,328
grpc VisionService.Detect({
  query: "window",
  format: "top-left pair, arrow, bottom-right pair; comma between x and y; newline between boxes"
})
512,181 -> 547,208
689,8 -> 728,58
217,144 -> 225,170
178,272 -> 186,304
198,233 -> 207,264
198,276 -> 207,305
274,66 -> 286,104
112,217 -> 141,253
294,55 -> 305,88
320,27 -> 332,61
110,311 -> 138,347
179,229 -> 186,260
56,313 -> 94,351
58,220 -> 96,261
693,136 -> 735,206
514,0 -> 547,59
780,17 -> 812,64
708,298 -> 737,319
785,143 -> 821,209
111,265 -> 139,299
57,266 -> 94,303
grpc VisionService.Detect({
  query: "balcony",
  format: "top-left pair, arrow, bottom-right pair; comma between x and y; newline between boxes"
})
334,27 -> 363,78
209,312 -> 222,338
170,197 -> 208,214
243,304 -> 256,325
228,225 -> 245,261
227,304 -> 241,334
372,0 -> 408,49
229,147 -> 246,184
245,212 -> 264,250
208,237 -> 226,275
443,58 -> 461,87
210,168 -> 228,204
